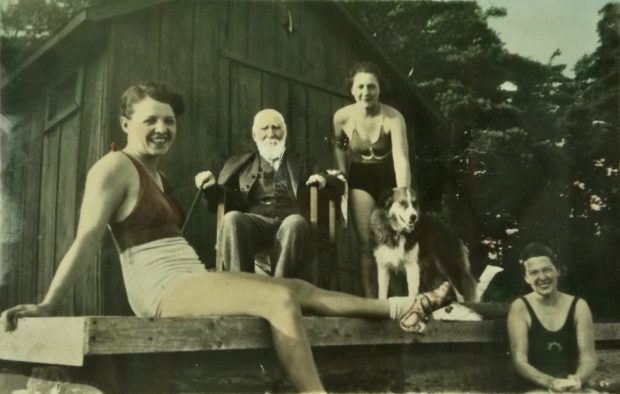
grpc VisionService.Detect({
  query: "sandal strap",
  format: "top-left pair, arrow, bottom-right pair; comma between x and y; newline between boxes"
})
417,294 -> 432,314
399,296 -> 427,328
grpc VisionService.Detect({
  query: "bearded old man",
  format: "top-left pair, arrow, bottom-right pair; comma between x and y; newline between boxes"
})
194,109 -> 343,279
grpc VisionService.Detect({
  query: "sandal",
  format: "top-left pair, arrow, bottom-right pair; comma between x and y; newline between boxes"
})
399,281 -> 451,333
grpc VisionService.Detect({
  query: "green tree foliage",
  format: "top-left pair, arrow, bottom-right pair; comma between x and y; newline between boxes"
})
559,4 -> 619,317
1,0 -> 103,71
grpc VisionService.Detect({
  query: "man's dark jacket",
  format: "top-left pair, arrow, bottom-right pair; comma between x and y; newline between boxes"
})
203,150 -> 343,218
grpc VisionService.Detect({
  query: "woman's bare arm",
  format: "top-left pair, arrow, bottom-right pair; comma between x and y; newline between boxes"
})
571,299 -> 597,385
388,109 -> 411,188
333,108 -> 350,175
2,153 -> 128,330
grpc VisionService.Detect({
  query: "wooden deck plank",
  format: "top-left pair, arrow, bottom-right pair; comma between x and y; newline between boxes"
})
84,317 -> 503,357
594,322 -> 620,341
1,317 -> 619,367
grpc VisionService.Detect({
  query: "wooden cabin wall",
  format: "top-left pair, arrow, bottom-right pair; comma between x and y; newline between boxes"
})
1,0 -> 432,313
1,41 -> 110,315
1,111 -> 38,311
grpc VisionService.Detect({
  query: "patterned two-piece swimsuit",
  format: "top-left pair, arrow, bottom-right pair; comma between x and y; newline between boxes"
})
342,105 -> 397,201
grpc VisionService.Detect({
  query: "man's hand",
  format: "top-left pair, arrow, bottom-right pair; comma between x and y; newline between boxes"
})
306,174 -> 327,190
1,304 -> 52,332
194,171 -> 216,190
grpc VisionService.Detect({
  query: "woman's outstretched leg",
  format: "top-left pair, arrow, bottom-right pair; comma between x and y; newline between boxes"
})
159,272 -> 325,393
279,277 -> 389,317
266,278 -> 450,332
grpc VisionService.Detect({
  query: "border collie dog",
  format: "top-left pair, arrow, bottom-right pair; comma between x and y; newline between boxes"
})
370,187 -> 478,301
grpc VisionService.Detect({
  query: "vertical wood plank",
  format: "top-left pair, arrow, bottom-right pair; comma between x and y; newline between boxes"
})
275,1 -> 302,74
248,1 -> 276,65
75,49 -> 107,315
288,83 -> 308,154
218,55 -> 231,158
217,1 -> 232,158
228,0 -> 248,58
299,6 -> 327,86
37,127 -> 60,300
158,2 -> 196,210
21,100 -> 45,304
323,11 -> 350,90
190,0 -> 229,265
158,2 -> 194,96
4,120 -> 28,307
105,11 -> 149,149
229,64 -> 261,154
193,0 -> 227,166
261,73 -> 289,117
144,6 -> 162,80
306,89 -> 332,169
55,113 -> 81,315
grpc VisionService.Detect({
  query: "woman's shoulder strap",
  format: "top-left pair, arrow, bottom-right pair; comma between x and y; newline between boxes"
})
568,295 -> 580,317
520,296 -> 535,315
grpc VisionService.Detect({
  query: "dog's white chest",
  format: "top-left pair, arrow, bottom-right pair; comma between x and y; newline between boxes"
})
374,239 -> 419,271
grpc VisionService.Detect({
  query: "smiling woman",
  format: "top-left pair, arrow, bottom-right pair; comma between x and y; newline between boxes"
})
507,243 -> 598,392
333,61 -> 412,298
120,83 -> 183,157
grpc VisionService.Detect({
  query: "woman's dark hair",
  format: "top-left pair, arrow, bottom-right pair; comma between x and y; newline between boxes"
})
519,242 -> 557,266
346,61 -> 385,91
119,82 -> 185,118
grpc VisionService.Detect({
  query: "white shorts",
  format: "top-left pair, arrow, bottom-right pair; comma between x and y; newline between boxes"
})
119,237 -> 207,317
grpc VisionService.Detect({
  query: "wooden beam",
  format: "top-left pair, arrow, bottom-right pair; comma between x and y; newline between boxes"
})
595,322 -> 620,341
0,318 -> 86,366
84,317 -> 504,357
1,317 -> 619,367
221,50 -> 348,99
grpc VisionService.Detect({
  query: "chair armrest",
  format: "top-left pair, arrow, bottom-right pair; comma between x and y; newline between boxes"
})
309,186 -> 338,244
215,195 -> 226,271
202,184 -> 226,212
309,185 -> 319,230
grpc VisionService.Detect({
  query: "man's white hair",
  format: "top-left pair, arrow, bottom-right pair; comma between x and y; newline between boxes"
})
252,109 -> 287,132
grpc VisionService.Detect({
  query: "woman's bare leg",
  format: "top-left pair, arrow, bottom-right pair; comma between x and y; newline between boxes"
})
159,271 -> 325,393
272,277 -> 389,317
349,189 -> 378,298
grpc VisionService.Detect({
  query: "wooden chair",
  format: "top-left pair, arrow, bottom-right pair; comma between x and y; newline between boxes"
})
214,185 -> 342,289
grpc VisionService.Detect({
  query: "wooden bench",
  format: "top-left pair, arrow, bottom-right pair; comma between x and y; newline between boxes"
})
1,317 -> 619,393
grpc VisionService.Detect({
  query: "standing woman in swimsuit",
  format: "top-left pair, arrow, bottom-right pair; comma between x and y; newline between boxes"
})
333,61 -> 412,298
2,82 -> 445,393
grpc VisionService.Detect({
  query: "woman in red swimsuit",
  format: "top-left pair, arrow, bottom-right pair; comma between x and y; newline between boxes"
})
333,61 -> 413,298
2,82 -> 445,393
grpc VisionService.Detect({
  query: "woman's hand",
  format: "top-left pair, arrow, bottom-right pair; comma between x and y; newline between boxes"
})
194,171 -> 216,190
566,374 -> 582,391
1,303 -> 53,332
548,377 -> 580,392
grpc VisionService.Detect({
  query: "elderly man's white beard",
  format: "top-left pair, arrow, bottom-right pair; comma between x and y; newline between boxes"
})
256,138 -> 286,161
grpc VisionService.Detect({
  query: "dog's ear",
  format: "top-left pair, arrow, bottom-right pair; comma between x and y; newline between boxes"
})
378,189 -> 393,208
